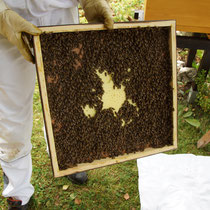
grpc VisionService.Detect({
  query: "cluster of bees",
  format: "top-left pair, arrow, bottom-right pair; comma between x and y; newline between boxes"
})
40,27 -> 173,170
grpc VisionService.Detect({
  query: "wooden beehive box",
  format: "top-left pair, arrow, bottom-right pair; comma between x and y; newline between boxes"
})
33,21 -> 177,177
144,0 -> 210,33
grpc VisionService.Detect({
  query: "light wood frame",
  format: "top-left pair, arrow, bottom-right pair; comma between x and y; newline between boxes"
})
33,21 -> 177,178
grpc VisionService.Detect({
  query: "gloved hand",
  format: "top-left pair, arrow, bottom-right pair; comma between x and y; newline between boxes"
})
80,0 -> 114,29
0,0 -> 41,63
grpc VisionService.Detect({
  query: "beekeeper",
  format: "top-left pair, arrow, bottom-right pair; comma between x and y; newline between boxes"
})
0,0 -> 113,208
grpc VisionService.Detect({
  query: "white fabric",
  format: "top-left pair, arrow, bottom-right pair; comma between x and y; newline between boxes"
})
1,154 -> 34,205
25,0 -> 78,16
0,0 -> 80,203
3,0 -> 79,26
0,36 -> 36,162
137,154 -> 210,210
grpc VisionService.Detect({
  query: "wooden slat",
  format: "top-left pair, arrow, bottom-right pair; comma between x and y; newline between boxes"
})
177,26 -> 210,34
34,21 -> 177,177
56,145 -> 177,177
39,20 -> 175,33
33,36 -> 60,177
169,21 -> 178,148
144,0 -> 210,34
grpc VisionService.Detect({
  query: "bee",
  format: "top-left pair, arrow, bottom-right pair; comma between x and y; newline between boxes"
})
39,25 -> 174,170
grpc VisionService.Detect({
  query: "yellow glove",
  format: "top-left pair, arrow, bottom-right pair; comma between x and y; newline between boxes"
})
80,0 -> 114,29
0,0 -> 41,63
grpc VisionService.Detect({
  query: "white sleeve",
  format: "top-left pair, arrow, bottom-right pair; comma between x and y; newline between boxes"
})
26,0 -> 79,17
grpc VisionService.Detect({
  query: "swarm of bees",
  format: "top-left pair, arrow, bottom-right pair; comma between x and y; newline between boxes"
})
40,27 -> 173,170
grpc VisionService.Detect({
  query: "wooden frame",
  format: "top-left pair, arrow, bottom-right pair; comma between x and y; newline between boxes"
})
33,21 -> 177,178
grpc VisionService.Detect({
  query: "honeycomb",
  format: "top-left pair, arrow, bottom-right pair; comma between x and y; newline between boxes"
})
40,26 -> 173,170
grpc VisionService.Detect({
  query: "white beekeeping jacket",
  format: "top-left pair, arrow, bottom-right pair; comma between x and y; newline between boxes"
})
3,0 -> 79,26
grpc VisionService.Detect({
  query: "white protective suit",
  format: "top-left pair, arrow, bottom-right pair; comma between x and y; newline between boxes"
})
0,0 -> 79,205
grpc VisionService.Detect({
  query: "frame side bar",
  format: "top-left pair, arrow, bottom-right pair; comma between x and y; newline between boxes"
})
33,35 -> 60,177
171,21 -> 178,148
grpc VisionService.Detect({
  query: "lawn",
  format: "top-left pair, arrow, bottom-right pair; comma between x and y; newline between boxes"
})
0,0 -> 210,209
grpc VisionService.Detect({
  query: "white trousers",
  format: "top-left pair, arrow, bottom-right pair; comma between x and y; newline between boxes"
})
0,35 -> 36,204
1,154 -> 34,205
0,36 -> 36,162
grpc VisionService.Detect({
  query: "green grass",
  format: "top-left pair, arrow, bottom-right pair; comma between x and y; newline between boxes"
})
168,102 -> 210,156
